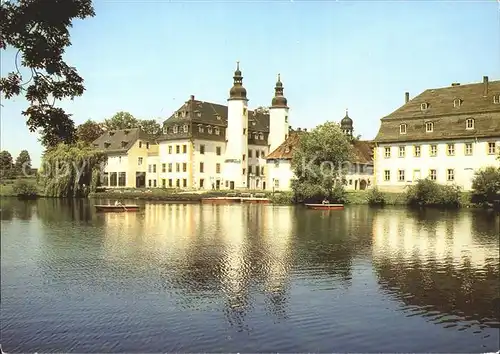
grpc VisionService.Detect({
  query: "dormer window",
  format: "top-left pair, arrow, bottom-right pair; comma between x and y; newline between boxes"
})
284,146 -> 291,153
252,121 -> 256,126
196,111 -> 202,118
259,133 -> 264,140
175,112 -> 179,118
494,95 -> 500,104
465,118 -> 474,130
399,123 -> 407,134
453,98 -> 462,108
104,142 -> 111,148
207,126 -> 213,134
162,126 -> 168,134
216,115 -> 221,120
420,103 -> 428,111
109,131 -> 115,136
198,124 -> 204,133
173,126 -> 178,134
123,130 -> 129,135
183,124 -> 188,133
181,111 -> 186,118
121,141 -> 127,148
425,122 -> 434,133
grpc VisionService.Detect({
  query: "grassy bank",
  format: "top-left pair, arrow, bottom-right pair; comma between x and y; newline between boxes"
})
0,178 -> 44,197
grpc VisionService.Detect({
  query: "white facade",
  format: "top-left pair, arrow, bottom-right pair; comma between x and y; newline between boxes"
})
192,139 -> 226,190
146,154 -> 160,188
224,99 -> 249,189
268,107 -> 289,153
266,160 -> 294,191
103,153 -> 128,187
158,139 -> 191,188
374,139 -> 500,192
247,144 -> 268,190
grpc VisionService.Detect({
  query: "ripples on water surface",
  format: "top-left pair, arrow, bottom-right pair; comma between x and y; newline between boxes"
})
1,199 -> 499,352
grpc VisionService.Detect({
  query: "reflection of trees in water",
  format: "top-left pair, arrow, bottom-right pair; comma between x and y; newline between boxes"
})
0,199 -> 36,220
294,206 -> 373,286
35,198 -> 96,224
374,257 -> 500,328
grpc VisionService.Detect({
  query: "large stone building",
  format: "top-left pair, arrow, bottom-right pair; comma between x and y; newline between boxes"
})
373,76 -> 500,192
154,63 -> 289,191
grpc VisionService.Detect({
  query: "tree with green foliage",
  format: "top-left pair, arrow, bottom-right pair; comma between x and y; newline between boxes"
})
14,150 -> 31,176
405,179 -> 461,208
0,150 -> 15,179
290,122 -> 354,203
0,0 -> 95,148
76,119 -> 104,144
470,166 -> 500,207
38,142 -> 107,197
139,119 -> 162,138
103,111 -> 139,131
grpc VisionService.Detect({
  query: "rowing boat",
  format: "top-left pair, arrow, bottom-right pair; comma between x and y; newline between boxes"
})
94,204 -> 140,212
305,203 -> 344,210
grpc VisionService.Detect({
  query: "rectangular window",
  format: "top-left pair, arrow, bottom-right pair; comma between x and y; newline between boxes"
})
248,150 -> 253,158
162,163 -> 166,173
176,145 -> 180,154
168,179 -> 173,187
430,145 -> 437,157
148,164 -> 151,173
176,163 -> 180,172
398,146 -> 405,158
182,163 -> 187,172
216,146 -> 221,156
256,150 -> 260,158
168,163 -> 172,173
118,172 -> 126,186
384,170 -> 390,181
465,143 -> 473,156
447,144 -> 455,156
103,172 -> 109,186
216,163 -> 221,174
242,168 -> 246,175
414,145 -> 421,157
183,179 -> 187,188
139,141 -> 142,148
261,166 -> 265,175
199,162 -> 204,173
447,169 -> 454,181
152,164 -> 156,173
242,154 -> 246,162
182,144 -> 187,154
110,172 -> 117,186
398,169 -> 405,182
488,142 -> 496,155
153,179 -> 157,187
148,179 -> 151,187
200,144 -> 205,154
429,169 -> 437,181
199,179 -> 204,188
176,179 -> 180,187
162,179 -> 166,188
146,142 -> 150,149
384,147 -> 391,158
168,146 -> 172,154
138,157 -> 143,165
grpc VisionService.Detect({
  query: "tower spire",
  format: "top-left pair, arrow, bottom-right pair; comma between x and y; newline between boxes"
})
271,73 -> 287,108
228,61 -> 247,100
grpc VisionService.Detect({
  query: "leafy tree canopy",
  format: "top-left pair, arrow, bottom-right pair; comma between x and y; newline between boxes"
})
290,122 -> 354,202
103,111 -> 138,131
39,141 -> 106,197
139,119 -> 162,138
15,149 -> 31,175
0,0 -> 95,148
76,119 -> 104,144
0,150 -> 15,179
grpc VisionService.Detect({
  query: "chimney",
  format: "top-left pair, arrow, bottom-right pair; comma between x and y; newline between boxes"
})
483,76 -> 489,96
405,92 -> 409,104
190,95 -> 195,101
451,83 -> 460,86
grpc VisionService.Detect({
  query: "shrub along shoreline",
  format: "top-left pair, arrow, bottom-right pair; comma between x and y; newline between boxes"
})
1,178 -> 498,210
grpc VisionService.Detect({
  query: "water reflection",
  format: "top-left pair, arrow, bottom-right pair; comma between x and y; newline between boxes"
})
372,208 -> 500,329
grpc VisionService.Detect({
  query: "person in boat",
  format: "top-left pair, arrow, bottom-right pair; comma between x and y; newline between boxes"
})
322,198 -> 329,204
114,200 -> 123,206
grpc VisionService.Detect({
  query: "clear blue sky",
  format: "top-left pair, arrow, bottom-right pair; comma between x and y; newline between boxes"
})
1,0 -> 499,167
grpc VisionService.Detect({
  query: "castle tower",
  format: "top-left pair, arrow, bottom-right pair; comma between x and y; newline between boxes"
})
223,62 -> 249,190
268,74 -> 289,153
341,109 -> 353,138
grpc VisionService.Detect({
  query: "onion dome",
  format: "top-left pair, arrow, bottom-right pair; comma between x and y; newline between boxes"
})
271,73 -> 288,108
228,61 -> 247,100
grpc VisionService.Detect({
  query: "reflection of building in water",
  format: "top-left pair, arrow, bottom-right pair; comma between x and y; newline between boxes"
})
372,210 -> 499,267
372,210 -> 500,328
218,205 -> 250,331
262,206 -> 293,319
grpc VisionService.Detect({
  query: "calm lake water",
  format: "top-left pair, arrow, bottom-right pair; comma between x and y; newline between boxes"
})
1,199 -> 499,353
